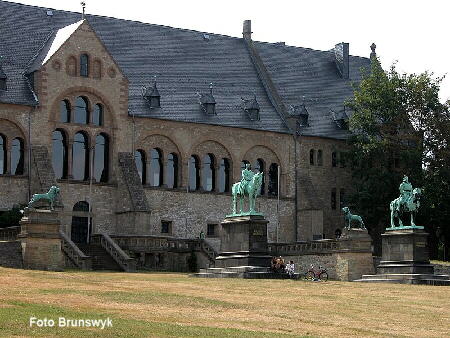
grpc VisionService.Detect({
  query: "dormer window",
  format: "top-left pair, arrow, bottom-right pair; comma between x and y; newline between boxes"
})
289,103 -> 309,127
80,54 -> 89,77
0,58 -> 6,91
199,83 -> 216,115
242,95 -> 260,121
143,78 -> 161,108
331,107 -> 349,129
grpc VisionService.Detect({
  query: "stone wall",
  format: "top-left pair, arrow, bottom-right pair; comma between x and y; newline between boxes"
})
0,241 -> 23,268
0,19 -> 354,246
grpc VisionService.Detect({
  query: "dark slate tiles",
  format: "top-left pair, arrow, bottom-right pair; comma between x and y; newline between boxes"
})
0,0 -> 369,138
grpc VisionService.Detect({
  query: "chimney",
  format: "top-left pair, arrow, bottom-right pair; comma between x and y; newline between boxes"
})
334,42 -> 349,79
243,20 -> 252,41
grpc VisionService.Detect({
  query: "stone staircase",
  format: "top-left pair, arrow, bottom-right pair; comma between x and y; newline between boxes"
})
0,241 -> 23,268
76,243 -> 123,271
192,266 -> 299,279
355,273 -> 450,285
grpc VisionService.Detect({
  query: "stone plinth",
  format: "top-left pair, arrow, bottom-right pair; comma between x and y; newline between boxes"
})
356,227 -> 450,285
19,209 -> 64,271
215,215 -> 271,268
377,228 -> 433,274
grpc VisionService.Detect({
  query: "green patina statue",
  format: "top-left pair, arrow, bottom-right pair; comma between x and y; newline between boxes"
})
28,185 -> 60,210
342,207 -> 365,230
228,164 -> 264,217
388,176 -> 423,229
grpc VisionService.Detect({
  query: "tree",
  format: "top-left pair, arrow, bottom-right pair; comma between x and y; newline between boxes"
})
346,56 -> 450,257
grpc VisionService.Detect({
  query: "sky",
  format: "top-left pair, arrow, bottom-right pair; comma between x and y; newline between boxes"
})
9,0 -> 450,102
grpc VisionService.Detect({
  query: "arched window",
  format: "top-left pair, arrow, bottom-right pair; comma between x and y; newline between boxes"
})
60,100 -> 71,123
134,150 -> 146,185
93,104 -> 103,126
71,201 -> 91,244
94,133 -> 109,183
268,163 -> 279,196
254,158 -> 265,195
80,54 -> 89,77
166,153 -> 178,189
72,132 -> 89,181
11,138 -> 24,175
74,96 -> 89,124
339,188 -> 346,209
52,130 -> 68,179
0,134 -> 6,175
332,152 -> 337,167
331,188 -> 337,210
202,154 -> 215,192
218,158 -> 230,193
189,155 -> 200,191
150,148 -> 163,187
309,149 -> 315,165
317,150 -> 323,166
241,160 -> 249,171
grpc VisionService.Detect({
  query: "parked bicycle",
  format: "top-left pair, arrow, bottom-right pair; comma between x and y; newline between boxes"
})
305,264 -> 328,281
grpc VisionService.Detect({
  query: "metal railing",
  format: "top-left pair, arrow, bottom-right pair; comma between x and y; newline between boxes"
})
59,230 -> 92,270
0,226 -> 20,241
91,233 -> 136,272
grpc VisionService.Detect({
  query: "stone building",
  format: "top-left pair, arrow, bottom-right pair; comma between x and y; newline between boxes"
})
0,1 -> 372,260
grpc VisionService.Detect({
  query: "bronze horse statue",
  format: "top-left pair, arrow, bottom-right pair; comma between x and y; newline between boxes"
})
231,172 -> 263,215
390,187 -> 422,228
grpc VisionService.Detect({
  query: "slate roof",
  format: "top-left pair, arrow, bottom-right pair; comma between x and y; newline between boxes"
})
0,0 -> 371,138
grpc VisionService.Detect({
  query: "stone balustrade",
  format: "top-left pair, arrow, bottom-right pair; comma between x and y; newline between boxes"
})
91,233 -> 137,272
59,230 -> 92,270
0,226 -> 20,241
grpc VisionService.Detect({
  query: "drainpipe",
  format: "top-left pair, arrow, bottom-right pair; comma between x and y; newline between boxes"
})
294,132 -> 299,242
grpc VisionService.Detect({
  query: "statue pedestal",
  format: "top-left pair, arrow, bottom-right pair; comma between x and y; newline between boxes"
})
377,228 -> 433,274
19,209 -> 64,271
215,215 -> 271,268
355,227 -> 450,285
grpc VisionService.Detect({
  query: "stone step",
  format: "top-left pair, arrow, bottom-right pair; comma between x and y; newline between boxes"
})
360,273 -> 450,281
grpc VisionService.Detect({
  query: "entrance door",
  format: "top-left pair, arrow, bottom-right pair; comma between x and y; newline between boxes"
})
71,201 -> 91,244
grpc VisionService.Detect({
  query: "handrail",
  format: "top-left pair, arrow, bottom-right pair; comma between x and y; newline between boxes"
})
59,230 -> 92,270
0,226 -> 20,241
94,233 -> 136,272
200,239 -> 217,263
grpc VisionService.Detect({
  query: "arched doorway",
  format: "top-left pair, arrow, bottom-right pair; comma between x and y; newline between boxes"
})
71,201 -> 91,244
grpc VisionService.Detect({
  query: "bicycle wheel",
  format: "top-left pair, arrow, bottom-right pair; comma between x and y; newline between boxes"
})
305,271 -> 314,281
319,272 -> 328,281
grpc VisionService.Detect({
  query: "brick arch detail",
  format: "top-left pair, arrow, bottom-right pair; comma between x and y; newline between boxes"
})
0,118 -> 27,144
49,86 -> 117,128
191,139 -> 232,166
139,134 -> 181,162
243,145 -> 281,168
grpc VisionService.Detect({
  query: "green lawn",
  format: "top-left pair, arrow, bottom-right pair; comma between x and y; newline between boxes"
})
0,267 -> 449,337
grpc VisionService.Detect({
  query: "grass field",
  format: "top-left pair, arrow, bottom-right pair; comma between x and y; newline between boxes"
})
0,267 -> 449,337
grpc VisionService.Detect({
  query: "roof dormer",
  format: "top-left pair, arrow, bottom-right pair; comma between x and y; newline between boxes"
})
0,56 -> 7,91
143,77 -> 161,108
199,83 -> 216,115
331,107 -> 349,129
289,103 -> 309,127
241,95 -> 260,121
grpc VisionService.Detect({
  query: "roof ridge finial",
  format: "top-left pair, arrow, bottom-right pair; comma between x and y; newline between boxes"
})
153,75 -> 157,87
370,42 -> 377,59
81,1 -> 86,20
209,82 -> 213,95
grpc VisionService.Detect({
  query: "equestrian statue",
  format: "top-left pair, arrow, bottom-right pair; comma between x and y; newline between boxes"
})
28,185 -> 60,210
389,175 -> 422,229
341,207 -> 365,230
229,163 -> 264,216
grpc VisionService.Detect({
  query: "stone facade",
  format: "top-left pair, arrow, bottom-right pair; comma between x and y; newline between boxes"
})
0,19 -> 354,254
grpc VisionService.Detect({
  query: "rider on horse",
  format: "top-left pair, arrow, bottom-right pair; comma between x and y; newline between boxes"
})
239,163 -> 254,196
398,175 -> 413,211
